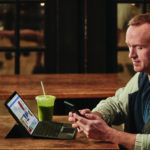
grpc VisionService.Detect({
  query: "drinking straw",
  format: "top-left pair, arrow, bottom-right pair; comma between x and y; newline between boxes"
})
41,81 -> 46,96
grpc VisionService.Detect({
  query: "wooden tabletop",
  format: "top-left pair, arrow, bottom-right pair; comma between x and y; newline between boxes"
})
0,73 -> 125,99
0,115 -> 119,150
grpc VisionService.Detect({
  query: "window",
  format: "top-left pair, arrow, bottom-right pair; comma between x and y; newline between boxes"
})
0,0 -> 118,74
0,0 -> 46,74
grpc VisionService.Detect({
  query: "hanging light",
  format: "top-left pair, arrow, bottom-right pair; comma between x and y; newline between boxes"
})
40,3 -> 45,7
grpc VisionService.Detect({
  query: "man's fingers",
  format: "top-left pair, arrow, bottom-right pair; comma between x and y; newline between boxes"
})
79,109 -> 91,115
85,113 -> 99,120
72,123 -> 84,133
72,123 -> 79,128
77,128 -> 84,133
69,111 -> 73,117
68,111 -> 77,122
68,116 -> 76,122
73,113 -> 89,130
73,113 -> 86,122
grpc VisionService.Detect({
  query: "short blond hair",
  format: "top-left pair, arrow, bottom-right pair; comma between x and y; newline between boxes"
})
128,13 -> 150,26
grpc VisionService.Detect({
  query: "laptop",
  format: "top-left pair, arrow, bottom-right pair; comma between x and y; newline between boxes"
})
5,91 -> 76,139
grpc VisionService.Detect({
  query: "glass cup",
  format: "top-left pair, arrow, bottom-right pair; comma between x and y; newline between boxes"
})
35,95 -> 56,121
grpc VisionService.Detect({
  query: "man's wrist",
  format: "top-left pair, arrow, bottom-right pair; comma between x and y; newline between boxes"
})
108,127 -> 136,150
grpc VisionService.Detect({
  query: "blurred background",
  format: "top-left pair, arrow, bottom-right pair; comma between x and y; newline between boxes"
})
0,0 -> 149,83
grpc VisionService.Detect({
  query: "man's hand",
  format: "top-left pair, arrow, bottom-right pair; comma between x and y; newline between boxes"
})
72,112 -> 111,140
68,109 -> 91,132
68,110 -> 136,150
68,108 -> 91,122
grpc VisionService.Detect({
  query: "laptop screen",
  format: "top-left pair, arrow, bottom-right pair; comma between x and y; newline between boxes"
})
6,93 -> 39,134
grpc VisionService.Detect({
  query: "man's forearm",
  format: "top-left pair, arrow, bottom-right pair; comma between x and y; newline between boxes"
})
92,111 -> 136,149
108,127 -> 136,150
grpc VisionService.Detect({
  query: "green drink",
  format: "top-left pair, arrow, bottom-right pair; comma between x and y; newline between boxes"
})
35,95 -> 56,121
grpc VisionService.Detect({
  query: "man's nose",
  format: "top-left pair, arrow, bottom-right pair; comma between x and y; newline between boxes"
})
128,48 -> 137,58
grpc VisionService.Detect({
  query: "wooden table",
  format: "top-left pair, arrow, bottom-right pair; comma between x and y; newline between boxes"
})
0,115 -> 119,149
0,73 -> 124,99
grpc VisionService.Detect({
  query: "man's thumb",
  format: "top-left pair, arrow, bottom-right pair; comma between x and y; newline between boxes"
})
85,113 -> 98,120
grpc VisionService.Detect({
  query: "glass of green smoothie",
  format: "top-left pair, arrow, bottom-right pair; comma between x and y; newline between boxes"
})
35,95 -> 56,121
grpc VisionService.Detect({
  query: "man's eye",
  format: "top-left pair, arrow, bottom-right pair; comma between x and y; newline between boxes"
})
137,46 -> 142,50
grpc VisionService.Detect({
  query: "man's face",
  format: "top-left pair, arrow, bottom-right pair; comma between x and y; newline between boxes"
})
126,23 -> 150,74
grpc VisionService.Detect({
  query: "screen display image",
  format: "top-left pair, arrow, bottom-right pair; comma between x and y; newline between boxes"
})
7,94 -> 38,134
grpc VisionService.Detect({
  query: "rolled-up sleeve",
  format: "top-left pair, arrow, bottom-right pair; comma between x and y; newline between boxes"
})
135,134 -> 150,150
92,73 -> 140,125
92,87 -> 128,124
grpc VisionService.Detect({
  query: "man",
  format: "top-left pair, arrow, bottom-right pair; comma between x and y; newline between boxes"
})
69,13 -> 150,150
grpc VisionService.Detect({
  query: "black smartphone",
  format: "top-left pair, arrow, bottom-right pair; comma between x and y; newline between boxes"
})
64,101 -> 85,118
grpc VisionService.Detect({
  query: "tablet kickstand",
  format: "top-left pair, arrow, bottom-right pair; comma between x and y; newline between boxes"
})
6,124 -> 30,138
